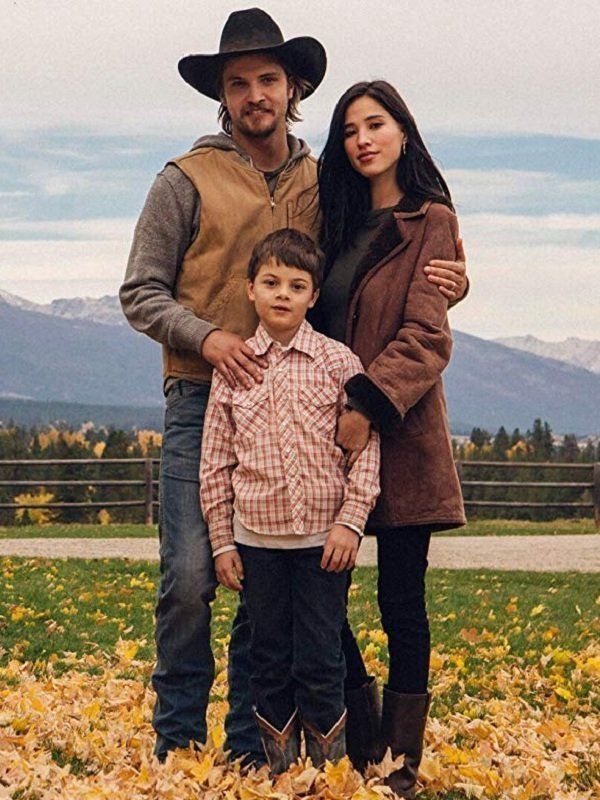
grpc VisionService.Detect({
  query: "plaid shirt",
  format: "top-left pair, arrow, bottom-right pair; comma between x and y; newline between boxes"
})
200,320 -> 380,554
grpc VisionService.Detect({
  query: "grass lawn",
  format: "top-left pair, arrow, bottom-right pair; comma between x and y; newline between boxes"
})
1,517 -> 596,539
1,558 -> 598,799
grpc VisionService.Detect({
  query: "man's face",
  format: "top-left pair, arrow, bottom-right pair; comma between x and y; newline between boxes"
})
221,54 -> 293,140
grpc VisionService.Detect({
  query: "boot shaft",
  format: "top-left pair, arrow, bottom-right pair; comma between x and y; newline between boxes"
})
381,689 -> 430,800
255,709 -> 301,775
303,710 -> 347,768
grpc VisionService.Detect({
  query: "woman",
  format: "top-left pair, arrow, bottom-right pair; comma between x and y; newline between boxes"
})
315,81 -> 466,799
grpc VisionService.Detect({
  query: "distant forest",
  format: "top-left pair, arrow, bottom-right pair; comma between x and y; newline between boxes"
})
0,419 -> 597,526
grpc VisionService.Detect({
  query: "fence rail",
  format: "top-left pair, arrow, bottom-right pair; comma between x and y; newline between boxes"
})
0,459 -> 598,527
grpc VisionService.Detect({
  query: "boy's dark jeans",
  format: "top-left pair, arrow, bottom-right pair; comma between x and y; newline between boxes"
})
153,380 -> 261,762
238,544 -> 347,734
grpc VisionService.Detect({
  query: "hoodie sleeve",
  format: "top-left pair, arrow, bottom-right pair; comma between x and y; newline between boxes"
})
119,164 -> 220,354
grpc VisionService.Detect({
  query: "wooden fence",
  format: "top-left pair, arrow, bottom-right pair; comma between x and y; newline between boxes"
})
0,458 -> 598,526
0,459 -> 159,525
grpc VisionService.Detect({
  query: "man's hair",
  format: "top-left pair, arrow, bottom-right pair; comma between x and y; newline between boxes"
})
216,53 -> 312,135
248,228 -> 324,289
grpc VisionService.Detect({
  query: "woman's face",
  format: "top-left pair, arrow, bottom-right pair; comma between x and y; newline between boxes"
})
343,95 -> 405,182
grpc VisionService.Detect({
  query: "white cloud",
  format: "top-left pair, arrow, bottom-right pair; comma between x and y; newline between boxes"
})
2,0 -> 599,138
449,169 -> 600,210
0,218 -> 136,240
0,239 -> 130,301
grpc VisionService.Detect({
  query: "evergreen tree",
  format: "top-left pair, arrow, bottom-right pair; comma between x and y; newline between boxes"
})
492,426 -> 510,460
528,419 -> 554,461
580,439 -> 595,462
510,428 -> 522,447
559,434 -> 580,463
470,427 -> 491,449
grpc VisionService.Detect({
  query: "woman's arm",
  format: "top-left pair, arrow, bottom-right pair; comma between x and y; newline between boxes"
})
346,205 -> 458,426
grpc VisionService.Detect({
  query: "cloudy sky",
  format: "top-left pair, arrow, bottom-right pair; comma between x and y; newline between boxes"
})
1,0 -> 599,340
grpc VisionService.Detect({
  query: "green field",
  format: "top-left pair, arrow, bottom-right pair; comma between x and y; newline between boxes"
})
1,517 -> 596,539
1,557 -> 598,671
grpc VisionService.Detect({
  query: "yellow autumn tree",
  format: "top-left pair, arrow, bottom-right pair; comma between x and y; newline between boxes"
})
14,489 -> 58,525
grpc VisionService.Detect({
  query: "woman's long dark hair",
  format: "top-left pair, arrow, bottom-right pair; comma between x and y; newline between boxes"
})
318,81 -> 453,260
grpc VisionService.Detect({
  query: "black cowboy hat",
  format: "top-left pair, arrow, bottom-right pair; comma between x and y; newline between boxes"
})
178,8 -> 326,101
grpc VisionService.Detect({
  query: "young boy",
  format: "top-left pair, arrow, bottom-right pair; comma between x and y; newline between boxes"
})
200,228 -> 380,774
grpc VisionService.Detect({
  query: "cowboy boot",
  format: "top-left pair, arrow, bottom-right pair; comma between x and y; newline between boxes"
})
254,708 -> 301,775
303,710 -> 347,768
345,676 -> 384,771
381,689 -> 430,799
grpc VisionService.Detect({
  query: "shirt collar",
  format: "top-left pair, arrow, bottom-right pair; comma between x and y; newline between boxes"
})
253,319 -> 319,360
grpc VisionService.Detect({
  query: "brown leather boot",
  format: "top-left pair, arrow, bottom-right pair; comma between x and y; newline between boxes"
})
381,689 -> 430,799
345,676 -> 384,771
303,710 -> 347,768
254,709 -> 301,775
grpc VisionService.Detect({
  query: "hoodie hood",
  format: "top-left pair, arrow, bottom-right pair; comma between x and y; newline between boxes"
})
188,132 -> 311,166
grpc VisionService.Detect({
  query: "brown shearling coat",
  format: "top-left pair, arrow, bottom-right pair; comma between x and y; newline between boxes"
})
344,200 -> 466,531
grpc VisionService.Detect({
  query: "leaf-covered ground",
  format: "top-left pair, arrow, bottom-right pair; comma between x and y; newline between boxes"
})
0,558 -> 598,799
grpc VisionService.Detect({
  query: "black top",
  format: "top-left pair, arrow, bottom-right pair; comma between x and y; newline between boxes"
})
318,206 -> 394,343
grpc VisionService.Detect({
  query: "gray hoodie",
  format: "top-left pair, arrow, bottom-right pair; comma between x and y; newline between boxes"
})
120,133 -> 312,365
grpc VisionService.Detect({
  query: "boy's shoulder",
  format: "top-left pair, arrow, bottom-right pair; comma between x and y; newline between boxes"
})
312,330 -> 363,375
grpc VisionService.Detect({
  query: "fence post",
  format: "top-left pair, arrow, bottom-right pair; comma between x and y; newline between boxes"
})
455,459 -> 463,487
593,463 -> 600,528
144,458 -> 154,525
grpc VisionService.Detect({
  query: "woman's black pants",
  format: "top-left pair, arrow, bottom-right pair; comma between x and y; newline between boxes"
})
342,526 -> 432,695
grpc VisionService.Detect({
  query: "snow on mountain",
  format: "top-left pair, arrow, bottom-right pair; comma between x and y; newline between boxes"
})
0,290 -> 125,326
494,335 -> 600,374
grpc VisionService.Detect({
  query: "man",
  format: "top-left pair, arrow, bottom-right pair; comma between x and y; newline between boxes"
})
120,7 -> 467,765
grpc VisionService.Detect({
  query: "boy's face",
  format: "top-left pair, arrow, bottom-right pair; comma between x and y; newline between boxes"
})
247,258 -> 319,344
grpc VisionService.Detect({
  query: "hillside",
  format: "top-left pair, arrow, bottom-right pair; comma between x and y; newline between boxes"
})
1,296 -> 598,434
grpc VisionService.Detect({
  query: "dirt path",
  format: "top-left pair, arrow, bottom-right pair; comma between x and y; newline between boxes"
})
0,535 -> 598,572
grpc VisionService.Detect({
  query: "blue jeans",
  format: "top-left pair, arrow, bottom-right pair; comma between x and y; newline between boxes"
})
153,380 -> 262,762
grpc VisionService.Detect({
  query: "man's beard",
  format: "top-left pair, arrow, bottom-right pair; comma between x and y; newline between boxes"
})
236,109 -> 279,139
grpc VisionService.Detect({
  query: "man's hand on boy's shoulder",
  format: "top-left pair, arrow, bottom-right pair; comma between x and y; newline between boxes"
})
215,548 -> 245,591
202,330 -> 268,389
321,524 -> 360,572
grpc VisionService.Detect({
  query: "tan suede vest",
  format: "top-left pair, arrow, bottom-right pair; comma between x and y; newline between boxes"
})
163,146 -> 319,382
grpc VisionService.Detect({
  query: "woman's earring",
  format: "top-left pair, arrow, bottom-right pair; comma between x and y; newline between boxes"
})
402,139 -> 407,155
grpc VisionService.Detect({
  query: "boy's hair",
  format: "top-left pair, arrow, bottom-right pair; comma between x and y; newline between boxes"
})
247,228 -> 325,289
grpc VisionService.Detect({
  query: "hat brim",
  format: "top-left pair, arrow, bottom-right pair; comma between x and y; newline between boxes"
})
178,36 -> 326,101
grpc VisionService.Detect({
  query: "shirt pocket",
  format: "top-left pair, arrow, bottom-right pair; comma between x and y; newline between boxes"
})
232,385 -> 270,440
297,381 -> 339,439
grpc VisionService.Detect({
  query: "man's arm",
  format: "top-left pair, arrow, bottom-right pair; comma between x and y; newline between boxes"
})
425,237 -> 469,305
120,164 -> 267,387
119,165 -> 220,353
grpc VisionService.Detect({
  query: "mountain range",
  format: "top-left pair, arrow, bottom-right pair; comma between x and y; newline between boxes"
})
0,292 -> 598,435
494,335 -> 600,375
